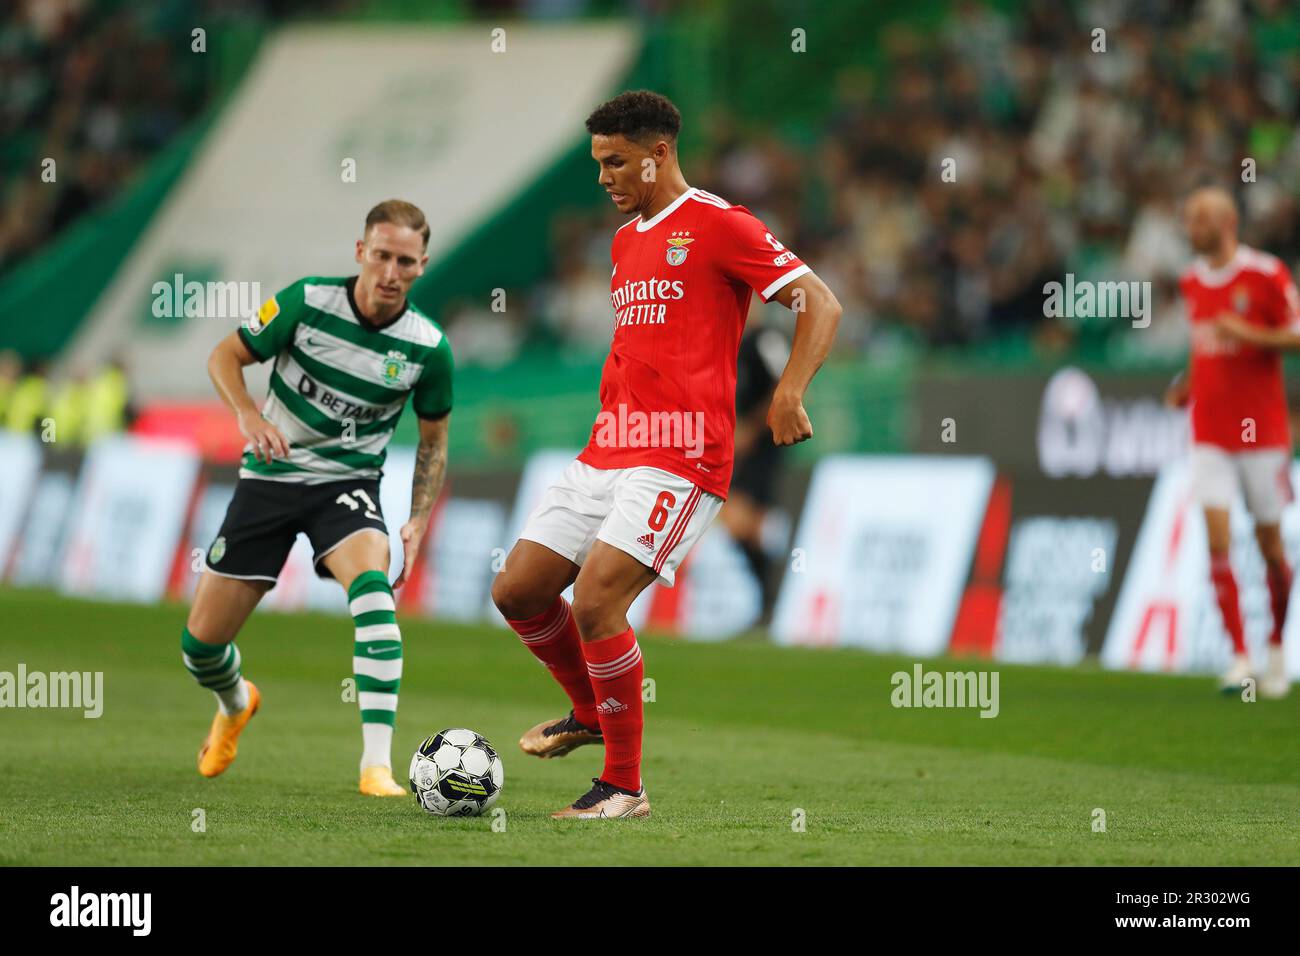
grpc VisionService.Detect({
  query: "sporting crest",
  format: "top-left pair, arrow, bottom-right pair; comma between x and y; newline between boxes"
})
382,350 -> 408,386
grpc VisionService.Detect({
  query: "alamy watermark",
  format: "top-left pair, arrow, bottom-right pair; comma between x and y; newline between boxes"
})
49,886 -> 150,936
890,663 -> 999,718
1043,274 -> 1151,328
152,273 -> 261,320
1,664 -> 103,718
592,402 -> 705,459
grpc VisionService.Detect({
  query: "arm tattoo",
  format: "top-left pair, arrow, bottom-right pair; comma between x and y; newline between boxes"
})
410,430 -> 448,525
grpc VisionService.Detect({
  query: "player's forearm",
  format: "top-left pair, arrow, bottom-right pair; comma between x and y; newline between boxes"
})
1251,328 -> 1300,350
409,418 -> 449,525
775,290 -> 841,398
208,344 -> 260,417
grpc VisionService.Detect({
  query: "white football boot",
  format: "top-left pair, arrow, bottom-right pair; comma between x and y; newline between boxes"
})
551,778 -> 650,819
1260,645 -> 1290,699
1219,653 -> 1254,695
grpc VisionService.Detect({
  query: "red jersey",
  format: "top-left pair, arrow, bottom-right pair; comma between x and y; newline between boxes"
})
578,187 -> 809,498
1180,245 -> 1300,450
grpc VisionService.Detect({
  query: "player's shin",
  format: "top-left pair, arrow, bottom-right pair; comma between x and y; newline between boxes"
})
582,626 -> 644,792
1267,560 -> 1292,645
1210,554 -> 1248,655
507,597 -> 599,728
182,626 -> 249,715
349,570 -> 402,770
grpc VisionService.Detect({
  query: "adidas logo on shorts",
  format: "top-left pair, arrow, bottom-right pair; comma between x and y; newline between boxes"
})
597,697 -> 628,715
636,532 -> 655,552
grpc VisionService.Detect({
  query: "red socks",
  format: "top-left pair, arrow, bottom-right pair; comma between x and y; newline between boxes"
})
506,598 -> 598,729
509,604 -> 645,793
581,626 -> 644,793
1267,561 -> 1293,647
1210,554 -> 1247,655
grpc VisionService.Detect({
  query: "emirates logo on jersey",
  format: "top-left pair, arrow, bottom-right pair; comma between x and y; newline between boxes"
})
666,231 -> 694,266
610,276 -> 685,328
1191,321 -> 1240,356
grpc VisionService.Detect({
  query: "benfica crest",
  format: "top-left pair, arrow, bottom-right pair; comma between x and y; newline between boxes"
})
666,232 -> 694,266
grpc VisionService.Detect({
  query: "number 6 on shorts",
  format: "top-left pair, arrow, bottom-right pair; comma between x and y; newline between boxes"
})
647,491 -> 676,531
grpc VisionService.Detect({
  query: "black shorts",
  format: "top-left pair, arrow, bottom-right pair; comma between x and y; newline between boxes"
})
204,477 -> 388,583
729,445 -> 781,506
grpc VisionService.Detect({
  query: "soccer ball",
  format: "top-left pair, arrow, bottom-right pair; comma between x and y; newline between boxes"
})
408,728 -> 504,817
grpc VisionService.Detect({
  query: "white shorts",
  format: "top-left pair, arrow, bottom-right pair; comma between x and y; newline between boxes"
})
1189,444 -> 1294,523
519,460 -> 723,586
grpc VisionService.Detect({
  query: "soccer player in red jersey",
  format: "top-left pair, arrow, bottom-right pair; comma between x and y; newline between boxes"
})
491,91 -> 842,817
1166,186 -> 1299,697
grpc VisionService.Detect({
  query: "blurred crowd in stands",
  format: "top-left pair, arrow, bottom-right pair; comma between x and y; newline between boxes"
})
443,0 -> 1300,364
2,0 -> 196,275
7,0 -> 1300,370
0,351 -> 132,444
0,0 -> 352,278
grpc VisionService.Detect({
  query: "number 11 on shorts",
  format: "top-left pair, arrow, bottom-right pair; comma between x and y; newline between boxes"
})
336,488 -> 380,521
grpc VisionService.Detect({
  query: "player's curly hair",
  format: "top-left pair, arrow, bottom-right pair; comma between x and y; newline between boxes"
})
585,90 -> 681,146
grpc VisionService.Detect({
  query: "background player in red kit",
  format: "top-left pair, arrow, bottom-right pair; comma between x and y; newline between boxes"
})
491,90 -> 842,818
1165,186 -> 1299,697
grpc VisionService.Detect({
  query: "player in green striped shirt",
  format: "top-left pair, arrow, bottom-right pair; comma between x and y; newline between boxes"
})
181,200 -> 452,796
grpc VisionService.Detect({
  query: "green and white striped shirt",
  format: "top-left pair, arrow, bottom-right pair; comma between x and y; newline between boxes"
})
236,276 -> 452,484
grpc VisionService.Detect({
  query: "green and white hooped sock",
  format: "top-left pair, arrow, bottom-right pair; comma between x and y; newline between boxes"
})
349,571 -> 402,771
182,627 -> 249,716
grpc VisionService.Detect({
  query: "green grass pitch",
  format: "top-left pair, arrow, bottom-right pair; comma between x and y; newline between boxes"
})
1,586 -> 1298,866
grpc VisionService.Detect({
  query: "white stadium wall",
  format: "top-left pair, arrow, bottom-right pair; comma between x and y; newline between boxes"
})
58,436 -> 200,603
4,436 -> 1297,675
771,455 -> 996,654
0,435 -> 43,577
